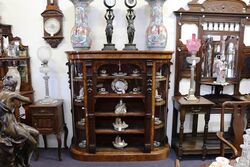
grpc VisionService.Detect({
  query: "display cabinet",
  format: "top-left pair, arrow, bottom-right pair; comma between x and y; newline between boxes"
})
66,50 -> 172,161
173,0 -> 250,158
0,23 -> 33,123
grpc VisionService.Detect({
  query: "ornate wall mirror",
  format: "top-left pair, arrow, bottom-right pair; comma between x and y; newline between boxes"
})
201,34 -> 239,79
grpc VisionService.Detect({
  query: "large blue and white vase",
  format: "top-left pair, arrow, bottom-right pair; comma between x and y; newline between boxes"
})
70,0 -> 93,50
145,0 -> 167,49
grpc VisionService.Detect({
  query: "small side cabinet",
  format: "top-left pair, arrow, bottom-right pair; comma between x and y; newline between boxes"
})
30,99 -> 68,161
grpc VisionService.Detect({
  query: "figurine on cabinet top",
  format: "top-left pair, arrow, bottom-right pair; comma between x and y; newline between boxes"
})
123,0 -> 138,50
103,0 -> 117,50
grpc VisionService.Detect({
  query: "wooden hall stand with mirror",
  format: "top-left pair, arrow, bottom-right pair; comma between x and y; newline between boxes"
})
66,50 -> 173,161
173,0 -> 250,160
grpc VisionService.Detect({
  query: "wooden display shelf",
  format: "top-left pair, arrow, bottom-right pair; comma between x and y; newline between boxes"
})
95,112 -> 145,117
73,101 -> 84,106
95,129 -> 144,134
0,56 -> 30,60
154,124 -> 164,129
95,93 -> 145,98
75,124 -> 85,130
70,144 -> 170,161
156,77 -> 167,82
73,78 -> 83,82
155,100 -> 166,106
172,134 -> 232,156
97,76 -> 143,80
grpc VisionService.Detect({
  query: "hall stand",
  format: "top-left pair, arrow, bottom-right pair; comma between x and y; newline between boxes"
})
172,0 -> 250,159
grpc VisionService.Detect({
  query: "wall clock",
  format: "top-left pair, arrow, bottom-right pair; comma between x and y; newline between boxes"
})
41,0 -> 64,48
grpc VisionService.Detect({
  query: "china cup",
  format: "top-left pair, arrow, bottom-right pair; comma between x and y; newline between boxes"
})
215,157 -> 229,166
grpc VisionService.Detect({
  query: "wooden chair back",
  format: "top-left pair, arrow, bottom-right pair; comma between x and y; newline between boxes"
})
217,100 -> 250,158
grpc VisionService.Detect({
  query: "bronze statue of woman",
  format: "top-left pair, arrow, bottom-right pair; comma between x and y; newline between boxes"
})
105,9 -> 114,44
126,9 -> 135,44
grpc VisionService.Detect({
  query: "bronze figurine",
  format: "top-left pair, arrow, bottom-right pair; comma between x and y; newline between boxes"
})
0,76 -> 39,167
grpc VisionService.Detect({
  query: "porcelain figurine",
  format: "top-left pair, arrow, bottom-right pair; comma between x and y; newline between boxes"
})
115,99 -> 127,114
112,136 -> 128,149
113,118 -> 128,131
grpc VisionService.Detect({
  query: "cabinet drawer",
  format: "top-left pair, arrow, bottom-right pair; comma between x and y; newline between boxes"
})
32,116 -> 55,133
31,109 -> 55,115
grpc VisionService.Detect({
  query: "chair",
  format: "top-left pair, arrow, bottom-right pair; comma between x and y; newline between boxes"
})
216,100 -> 250,159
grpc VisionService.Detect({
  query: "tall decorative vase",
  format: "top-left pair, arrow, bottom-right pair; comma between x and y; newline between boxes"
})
70,0 -> 93,50
6,66 -> 21,92
146,0 -> 167,49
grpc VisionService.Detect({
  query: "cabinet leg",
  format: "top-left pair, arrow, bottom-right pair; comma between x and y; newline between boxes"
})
64,124 -> 68,149
178,109 -> 186,160
42,135 -> 47,149
202,109 -> 211,160
57,133 -> 62,161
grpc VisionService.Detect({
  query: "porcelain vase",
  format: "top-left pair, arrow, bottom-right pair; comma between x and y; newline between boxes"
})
146,0 -> 167,49
6,66 -> 21,92
70,0 -> 93,50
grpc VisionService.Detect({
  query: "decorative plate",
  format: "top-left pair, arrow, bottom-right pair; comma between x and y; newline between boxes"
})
111,79 -> 128,94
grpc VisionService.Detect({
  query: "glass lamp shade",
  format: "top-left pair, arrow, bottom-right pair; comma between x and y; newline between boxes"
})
186,34 -> 201,54
37,46 -> 52,64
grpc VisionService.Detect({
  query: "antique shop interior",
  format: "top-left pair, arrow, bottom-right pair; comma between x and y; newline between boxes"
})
1,0 -> 250,167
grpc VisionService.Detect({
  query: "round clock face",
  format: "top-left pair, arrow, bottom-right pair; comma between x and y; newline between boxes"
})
104,0 -> 116,8
44,18 -> 61,36
125,0 -> 137,8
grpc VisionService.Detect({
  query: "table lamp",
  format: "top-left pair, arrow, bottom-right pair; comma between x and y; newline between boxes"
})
37,46 -> 57,104
185,34 -> 201,101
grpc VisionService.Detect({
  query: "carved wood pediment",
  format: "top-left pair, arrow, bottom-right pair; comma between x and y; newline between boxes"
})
178,0 -> 250,14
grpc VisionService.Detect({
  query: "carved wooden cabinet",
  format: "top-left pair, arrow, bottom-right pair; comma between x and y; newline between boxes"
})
0,23 -> 33,123
173,0 -> 250,158
66,50 -> 172,161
